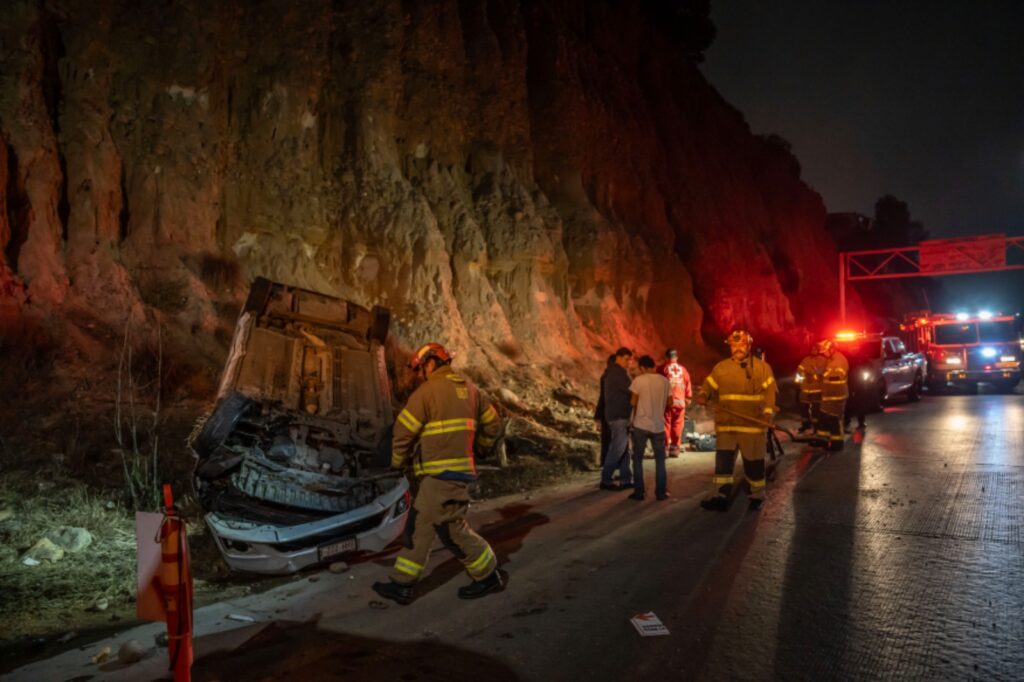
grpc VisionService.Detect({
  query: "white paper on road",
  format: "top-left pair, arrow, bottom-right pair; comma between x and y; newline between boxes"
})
630,611 -> 670,637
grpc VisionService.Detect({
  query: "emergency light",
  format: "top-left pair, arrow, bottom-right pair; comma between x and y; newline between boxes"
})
981,347 -> 998,359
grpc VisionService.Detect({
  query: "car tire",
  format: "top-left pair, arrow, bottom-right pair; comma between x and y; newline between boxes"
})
243,277 -> 274,314
369,305 -> 390,344
994,379 -> 1019,395
907,374 -> 922,402
192,391 -> 253,457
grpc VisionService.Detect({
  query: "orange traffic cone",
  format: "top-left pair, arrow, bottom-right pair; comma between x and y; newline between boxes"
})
159,484 -> 193,682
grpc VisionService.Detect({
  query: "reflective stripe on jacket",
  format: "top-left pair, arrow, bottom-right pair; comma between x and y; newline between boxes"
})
392,366 -> 502,477
699,356 -> 778,430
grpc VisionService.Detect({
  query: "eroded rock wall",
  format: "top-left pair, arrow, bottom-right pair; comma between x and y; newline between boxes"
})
0,0 -> 843,391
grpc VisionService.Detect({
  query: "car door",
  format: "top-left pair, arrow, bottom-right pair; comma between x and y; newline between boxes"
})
891,338 -> 912,392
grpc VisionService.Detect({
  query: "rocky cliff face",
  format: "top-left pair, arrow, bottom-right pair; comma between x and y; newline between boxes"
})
0,0 -> 843,393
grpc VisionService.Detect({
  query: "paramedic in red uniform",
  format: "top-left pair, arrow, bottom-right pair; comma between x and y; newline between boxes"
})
658,348 -> 692,458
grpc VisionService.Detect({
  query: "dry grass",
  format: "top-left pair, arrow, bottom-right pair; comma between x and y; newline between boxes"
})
0,471 -> 136,640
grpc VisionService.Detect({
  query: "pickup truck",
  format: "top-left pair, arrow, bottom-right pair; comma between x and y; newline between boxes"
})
833,332 -> 928,404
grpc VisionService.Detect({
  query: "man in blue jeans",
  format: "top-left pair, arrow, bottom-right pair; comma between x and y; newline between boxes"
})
600,347 -> 635,491
629,355 -> 672,500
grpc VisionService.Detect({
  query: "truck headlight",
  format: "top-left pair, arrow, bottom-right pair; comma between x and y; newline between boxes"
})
981,347 -> 998,359
1002,355 -> 1017,363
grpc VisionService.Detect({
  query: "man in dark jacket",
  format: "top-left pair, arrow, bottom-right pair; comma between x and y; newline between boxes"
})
594,353 -> 618,469
600,347 -> 635,491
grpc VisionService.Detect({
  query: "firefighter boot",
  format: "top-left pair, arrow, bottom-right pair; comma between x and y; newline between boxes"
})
372,580 -> 415,606
457,569 -> 506,600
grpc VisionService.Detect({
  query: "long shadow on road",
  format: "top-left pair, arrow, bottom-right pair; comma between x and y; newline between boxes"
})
191,617 -> 520,681
771,439 -> 862,680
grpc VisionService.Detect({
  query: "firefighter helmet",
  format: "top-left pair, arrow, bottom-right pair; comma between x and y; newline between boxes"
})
726,329 -> 753,357
726,329 -> 754,346
408,342 -> 453,370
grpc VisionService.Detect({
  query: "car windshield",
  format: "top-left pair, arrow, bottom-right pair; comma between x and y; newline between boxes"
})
934,323 -> 978,345
978,320 -> 1018,343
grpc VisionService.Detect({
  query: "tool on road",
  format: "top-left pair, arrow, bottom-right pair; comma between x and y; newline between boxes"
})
710,404 -> 827,447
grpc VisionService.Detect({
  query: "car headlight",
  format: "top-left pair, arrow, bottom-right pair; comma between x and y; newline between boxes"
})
861,370 -> 873,382
1001,355 -> 1017,362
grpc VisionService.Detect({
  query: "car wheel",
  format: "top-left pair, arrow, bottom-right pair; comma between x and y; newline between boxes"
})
907,374 -> 922,402
192,391 -> 253,457
994,379 -> 1019,395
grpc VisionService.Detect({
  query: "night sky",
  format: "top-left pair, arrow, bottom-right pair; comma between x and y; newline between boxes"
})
703,1 -> 1024,239
702,1 -> 1024,312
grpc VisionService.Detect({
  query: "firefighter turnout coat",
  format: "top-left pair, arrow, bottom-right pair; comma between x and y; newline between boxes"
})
797,354 -> 826,406
392,365 -> 501,477
820,352 -> 850,418
700,355 -> 778,453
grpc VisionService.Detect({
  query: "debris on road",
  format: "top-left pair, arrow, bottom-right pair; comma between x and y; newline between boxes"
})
91,646 -> 112,664
329,561 -> 349,574
57,631 -> 76,644
368,600 -> 389,610
117,639 -> 146,664
226,614 -> 255,623
630,611 -> 670,637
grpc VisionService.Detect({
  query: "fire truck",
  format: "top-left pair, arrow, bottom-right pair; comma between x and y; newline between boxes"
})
900,311 -> 1023,393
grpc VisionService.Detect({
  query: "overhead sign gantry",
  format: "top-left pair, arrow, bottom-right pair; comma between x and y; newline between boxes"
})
839,233 -> 1024,323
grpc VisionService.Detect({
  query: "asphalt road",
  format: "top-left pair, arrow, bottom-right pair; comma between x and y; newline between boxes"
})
9,388 -> 1022,681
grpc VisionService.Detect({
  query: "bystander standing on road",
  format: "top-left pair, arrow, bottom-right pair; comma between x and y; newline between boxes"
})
594,354 -> 623,470
600,347 -> 635,491
629,355 -> 673,501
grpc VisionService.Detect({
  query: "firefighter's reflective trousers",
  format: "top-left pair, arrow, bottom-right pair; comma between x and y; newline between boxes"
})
816,414 -> 845,450
707,428 -> 767,502
391,476 -> 497,585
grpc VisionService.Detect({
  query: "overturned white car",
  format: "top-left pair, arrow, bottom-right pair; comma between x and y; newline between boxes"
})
191,278 -> 409,574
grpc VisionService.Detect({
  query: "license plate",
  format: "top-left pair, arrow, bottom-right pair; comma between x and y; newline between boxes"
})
317,537 -> 356,562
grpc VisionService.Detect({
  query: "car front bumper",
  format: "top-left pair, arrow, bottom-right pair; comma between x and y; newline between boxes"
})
205,477 -> 410,574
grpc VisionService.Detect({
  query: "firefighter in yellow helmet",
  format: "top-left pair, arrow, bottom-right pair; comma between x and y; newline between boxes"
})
695,329 -> 778,511
797,342 -> 826,433
372,342 -> 504,605
816,339 -> 849,451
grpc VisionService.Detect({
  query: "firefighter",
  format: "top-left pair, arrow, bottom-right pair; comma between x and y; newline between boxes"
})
817,339 -> 849,451
696,329 -> 778,512
658,348 -> 692,457
797,342 -> 826,433
372,342 -> 504,605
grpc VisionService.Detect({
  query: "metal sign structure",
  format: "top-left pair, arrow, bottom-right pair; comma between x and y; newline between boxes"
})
839,234 -> 1024,322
